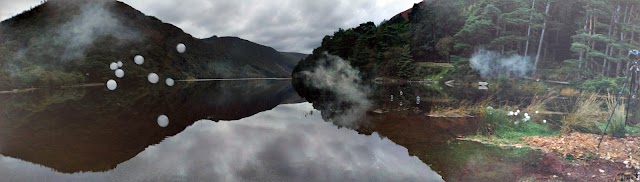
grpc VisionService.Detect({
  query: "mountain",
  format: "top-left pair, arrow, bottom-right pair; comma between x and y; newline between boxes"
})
0,0 -> 301,90
279,51 -> 307,69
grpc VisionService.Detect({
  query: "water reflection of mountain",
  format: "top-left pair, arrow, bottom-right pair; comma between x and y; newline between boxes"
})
0,103 -> 443,181
0,80 -> 302,173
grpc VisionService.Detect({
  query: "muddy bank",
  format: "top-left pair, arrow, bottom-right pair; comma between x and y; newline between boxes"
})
460,134 -> 638,181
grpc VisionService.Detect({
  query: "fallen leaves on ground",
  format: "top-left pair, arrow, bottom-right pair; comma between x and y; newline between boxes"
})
523,132 -> 640,169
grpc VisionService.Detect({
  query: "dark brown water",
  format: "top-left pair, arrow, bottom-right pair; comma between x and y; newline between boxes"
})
0,80 -> 559,181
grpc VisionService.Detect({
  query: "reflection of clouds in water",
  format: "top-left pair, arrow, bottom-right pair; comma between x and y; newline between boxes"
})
0,103 -> 442,182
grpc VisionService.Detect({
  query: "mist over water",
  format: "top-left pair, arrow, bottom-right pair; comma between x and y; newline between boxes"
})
469,49 -> 533,78
300,53 -> 372,128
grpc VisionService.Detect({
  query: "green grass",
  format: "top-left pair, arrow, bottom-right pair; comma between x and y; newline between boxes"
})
626,123 -> 640,135
478,107 -> 557,144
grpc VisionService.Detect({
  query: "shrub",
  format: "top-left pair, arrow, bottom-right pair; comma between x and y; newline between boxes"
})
603,93 -> 626,138
578,76 -> 626,94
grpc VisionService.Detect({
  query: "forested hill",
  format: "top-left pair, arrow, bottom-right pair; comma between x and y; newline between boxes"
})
0,0 -> 301,90
294,0 -> 640,81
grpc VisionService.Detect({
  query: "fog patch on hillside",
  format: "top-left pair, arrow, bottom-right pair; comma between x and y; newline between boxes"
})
57,1 -> 141,62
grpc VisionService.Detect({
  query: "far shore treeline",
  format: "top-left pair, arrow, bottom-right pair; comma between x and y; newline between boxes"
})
294,0 -> 640,88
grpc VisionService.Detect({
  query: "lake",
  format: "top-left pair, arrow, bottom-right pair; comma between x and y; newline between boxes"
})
0,80 -> 559,181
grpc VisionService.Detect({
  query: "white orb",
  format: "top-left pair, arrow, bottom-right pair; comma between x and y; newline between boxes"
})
117,61 -> 123,68
109,62 -> 118,70
134,55 -> 145,65
106,79 -> 117,90
177,43 -> 186,53
157,115 -> 169,127
166,78 -> 175,87
115,69 -> 124,78
148,73 -> 159,84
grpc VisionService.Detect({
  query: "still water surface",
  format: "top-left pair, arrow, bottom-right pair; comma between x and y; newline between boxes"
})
0,80 -> 554,181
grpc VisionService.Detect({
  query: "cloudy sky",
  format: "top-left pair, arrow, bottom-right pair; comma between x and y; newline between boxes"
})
0,0 -> 421,53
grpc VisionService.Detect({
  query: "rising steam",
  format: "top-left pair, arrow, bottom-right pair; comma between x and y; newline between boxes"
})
300,53 -> 371,128
57,1 -> 140,61
469,49 -> 533,78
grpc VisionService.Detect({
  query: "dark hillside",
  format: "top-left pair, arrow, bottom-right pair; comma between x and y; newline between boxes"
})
0,0 -> 298,90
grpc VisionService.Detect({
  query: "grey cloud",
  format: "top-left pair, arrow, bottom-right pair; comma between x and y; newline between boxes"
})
0,103 -> 442,182
1,0 -> 422,53
0,0 -> 41,21
118,0 -> 422,53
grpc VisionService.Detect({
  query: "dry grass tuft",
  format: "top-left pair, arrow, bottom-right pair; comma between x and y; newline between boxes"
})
562,93 -> 606,134
560,88 -> 580,97
525,90 -> 557,114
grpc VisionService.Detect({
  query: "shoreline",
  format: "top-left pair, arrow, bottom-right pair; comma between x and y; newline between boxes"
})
0,83 -> 104,94
178,78 -> 292,82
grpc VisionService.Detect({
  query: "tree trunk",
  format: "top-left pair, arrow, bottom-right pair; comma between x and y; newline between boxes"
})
603,6 -> 618,76
578,8 -> 590,70
525,0 -> 536,57
533,1 -> 551,77
617,61 -> 622,76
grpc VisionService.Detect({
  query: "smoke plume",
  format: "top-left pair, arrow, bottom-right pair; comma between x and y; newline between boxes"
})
469,49 -> 533,78
300,53 -> 371,128
57,1 -> 140,61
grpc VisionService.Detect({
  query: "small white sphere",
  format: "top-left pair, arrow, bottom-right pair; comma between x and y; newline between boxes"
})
109,62 -> 118,70
177,43 -> 186,53
106,79 -> 117,90
543,120 -> 547,123
134,55 -> 145,65
148,73 -> 159,84
157,115 -> 169,127
166,78 -> 175,87
117,61 -> 123,68
115,69 -> 124,78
